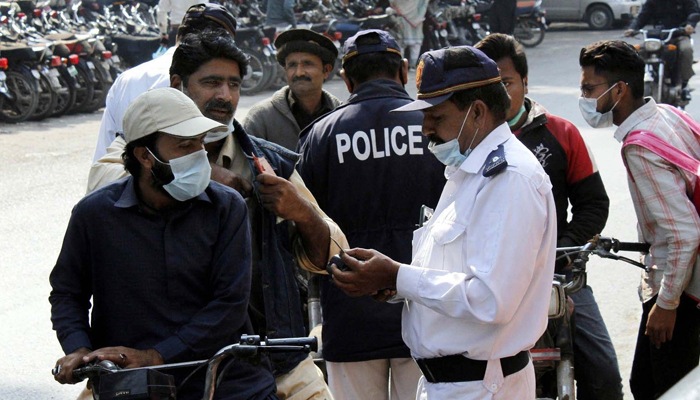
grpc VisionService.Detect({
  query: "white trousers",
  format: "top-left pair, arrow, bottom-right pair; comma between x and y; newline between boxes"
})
416,360 -> 535,400
327,358 -> 422,400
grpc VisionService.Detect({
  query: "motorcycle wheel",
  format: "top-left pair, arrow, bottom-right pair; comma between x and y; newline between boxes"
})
82,66 -> 110,113
69,64 -> 95,114
49,72 -> 77,118
30,73 -> 58,121
515,19 -> 545,48
241,50 -> 272,96
0,70 -> 39,123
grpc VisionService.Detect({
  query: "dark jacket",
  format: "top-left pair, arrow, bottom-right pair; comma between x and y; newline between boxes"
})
297,79 -> 446,362
233,120 -> 309,376
630,0 -> 700,30
514,98 -> 609,254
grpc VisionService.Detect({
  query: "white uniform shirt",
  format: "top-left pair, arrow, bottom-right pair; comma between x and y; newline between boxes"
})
93,47 -> 175,162
395,123 -> 556,396
157,0 -> 210,34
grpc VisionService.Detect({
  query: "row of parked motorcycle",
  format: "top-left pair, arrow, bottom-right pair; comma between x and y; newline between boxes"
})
0,0 -> 547,123
0,0 -> 165,123
231,0 -> 547,96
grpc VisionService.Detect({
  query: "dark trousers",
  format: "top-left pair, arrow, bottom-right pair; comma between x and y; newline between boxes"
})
488,0 -> 517,35
571,286 -> 623,400
630,294 -> 700,400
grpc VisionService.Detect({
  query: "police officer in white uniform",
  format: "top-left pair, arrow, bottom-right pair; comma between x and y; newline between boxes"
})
329,46 -> 557,400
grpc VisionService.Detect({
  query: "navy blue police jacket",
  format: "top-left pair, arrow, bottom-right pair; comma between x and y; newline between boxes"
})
297,79 -> 446,362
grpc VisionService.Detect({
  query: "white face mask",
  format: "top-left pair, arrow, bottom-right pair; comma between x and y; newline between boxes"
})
428,104 -> 478,167
204,121 -> 232,144
578,84 -> 620,128
148,148 -> 212,201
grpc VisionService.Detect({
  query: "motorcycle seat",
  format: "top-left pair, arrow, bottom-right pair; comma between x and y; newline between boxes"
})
45,33 -> 78,42
0,43 -> 39,61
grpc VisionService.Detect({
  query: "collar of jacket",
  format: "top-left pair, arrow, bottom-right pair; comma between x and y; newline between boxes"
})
516,97 -> 549,135
346,79 -> 412,104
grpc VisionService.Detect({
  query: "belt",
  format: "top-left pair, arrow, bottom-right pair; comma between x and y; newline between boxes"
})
414,351 -> 530,383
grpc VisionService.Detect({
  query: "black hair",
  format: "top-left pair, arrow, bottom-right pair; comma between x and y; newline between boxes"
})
170,29 -> 249,87
176,18 -> 230,42
122,133 -> 161,178
449,82 -> 511,122
475,33 -> 528,79
343,33 -> 403,86
579,40 -> 645,99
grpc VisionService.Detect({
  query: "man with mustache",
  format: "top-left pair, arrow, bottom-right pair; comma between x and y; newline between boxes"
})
88,30 -> 345,400
244,29 -> 342,152
92,3 -> 237,163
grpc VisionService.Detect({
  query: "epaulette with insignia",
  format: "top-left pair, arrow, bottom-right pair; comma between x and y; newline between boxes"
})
483,144 -> 508,177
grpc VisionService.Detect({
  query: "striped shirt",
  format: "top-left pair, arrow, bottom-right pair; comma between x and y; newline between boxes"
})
615,98 -> 700,309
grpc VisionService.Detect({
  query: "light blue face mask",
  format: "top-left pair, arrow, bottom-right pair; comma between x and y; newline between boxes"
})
508,104 -> 527,127
428,104 -> 478,167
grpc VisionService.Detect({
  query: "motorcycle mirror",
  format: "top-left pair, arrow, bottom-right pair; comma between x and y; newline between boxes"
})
689,13 -> 700,25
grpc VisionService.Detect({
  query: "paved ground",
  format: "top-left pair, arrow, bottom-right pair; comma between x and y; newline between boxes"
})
2,25 -> 699,399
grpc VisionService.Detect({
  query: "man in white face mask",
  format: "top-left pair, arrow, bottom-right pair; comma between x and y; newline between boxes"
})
327,46 -> 557,400
579,40 -> 700,400
50,87 -> 282,400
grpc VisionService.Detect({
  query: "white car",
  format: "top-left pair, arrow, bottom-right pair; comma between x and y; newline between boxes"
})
540,0 -> 643,30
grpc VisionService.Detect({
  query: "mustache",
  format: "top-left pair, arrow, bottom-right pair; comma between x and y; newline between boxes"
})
205,99 -> 234,114
292,75 -> 312,83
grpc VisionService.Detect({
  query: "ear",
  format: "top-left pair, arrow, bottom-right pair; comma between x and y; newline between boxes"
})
323,63 -> 333,82
615,80 -> 627,98
400,58 -> 409,85
340,69 -> 353,93
133,147 -> 154,171
523,76 -> 529,95
472,100 -> 488,129
170,75 -> 182,90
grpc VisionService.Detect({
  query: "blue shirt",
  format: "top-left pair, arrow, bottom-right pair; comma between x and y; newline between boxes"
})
49,177 -> 275,400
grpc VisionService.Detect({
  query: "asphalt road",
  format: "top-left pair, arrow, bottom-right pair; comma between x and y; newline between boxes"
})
2,25 -> 699,399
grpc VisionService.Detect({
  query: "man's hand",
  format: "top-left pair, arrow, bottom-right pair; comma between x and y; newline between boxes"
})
257,174 -> 310,221
54,347 -> 91,384
82,347 -> 164,369
686,24 -> 695,35
329,248 -> 401,297
645,304 -> 677,349
211,164 -> 253,198
372,288 -> 397,302
624,29 -> 636,37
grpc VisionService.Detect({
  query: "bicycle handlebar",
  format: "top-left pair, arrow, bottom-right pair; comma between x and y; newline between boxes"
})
614,241 -> 651,253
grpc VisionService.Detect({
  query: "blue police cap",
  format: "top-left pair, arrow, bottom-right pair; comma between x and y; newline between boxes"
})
393,46 -> 502,112
342,29 -> 403,66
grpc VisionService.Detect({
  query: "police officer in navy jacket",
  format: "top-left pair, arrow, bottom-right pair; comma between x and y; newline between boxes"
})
297,30 -> 446,400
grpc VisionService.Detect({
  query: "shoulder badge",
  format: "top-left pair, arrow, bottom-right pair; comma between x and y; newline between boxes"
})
483,144 -> 508,177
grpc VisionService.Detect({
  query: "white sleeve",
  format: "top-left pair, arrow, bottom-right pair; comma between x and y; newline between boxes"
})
93,85 -> 119,162
396,171 -> 552,324
157,0 -> 172,35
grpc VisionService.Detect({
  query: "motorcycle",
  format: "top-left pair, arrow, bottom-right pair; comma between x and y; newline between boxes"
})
533,236 -> 650,399
514,0 -> 546,48
629,13 -> 700,110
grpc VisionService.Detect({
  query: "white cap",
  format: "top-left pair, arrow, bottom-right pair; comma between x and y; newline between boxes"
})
123,88 -> 227,143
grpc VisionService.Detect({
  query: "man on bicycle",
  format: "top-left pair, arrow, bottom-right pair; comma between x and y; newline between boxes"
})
476,33 -> 617,400
86,30 -> 345,399
50,88 -> 278,400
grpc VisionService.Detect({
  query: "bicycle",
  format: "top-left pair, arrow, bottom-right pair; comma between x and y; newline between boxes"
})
53,335 -> 317,400
535,235 -> 650,400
